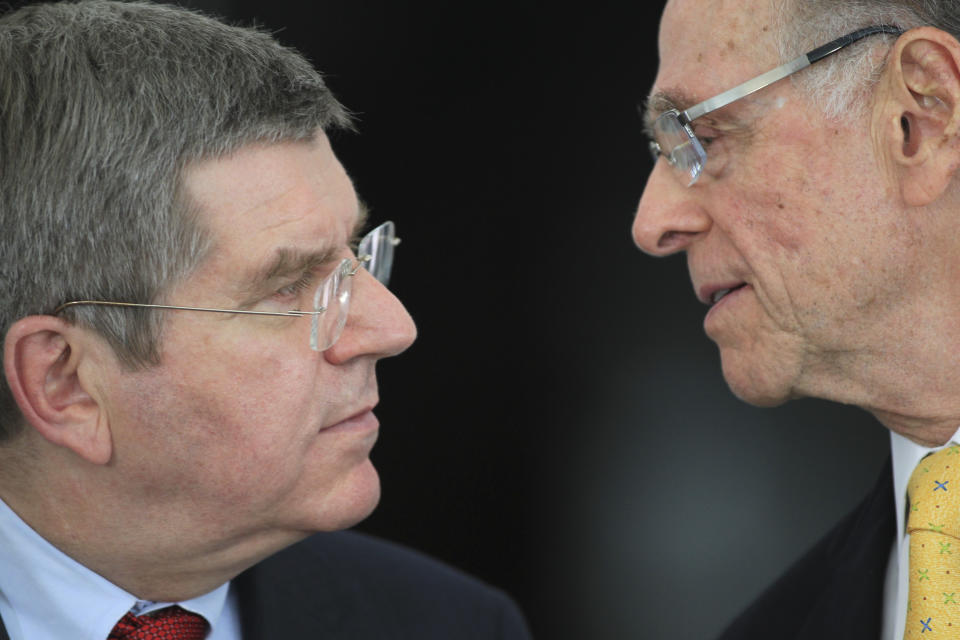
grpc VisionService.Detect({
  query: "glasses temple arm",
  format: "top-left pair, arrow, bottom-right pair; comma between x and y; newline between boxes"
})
53,300 -> 324,316
806,25 -> 903,64
682,24 -> 903,124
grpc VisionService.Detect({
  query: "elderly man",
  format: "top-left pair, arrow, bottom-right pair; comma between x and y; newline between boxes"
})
0,1 -> 530,638
635,0 -> 960,639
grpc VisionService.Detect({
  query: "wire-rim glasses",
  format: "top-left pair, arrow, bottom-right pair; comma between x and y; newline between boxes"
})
54,220 -> 400,352
647,25 -> 903,186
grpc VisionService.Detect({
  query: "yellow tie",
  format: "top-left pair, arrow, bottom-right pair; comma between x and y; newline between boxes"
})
905,445 -> 960,638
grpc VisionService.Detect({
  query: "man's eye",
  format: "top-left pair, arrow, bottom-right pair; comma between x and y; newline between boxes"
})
696,132 -> 717,147
694,125 -> 721,148
274,275 -> 313,299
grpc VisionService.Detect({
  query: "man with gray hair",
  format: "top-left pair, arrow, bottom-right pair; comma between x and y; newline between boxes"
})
636,0 -> 960,638
0,1 -> 530,638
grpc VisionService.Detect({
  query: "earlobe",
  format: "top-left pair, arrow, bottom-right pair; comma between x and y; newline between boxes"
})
877,27 -> 960,206
3,316 -> 112,465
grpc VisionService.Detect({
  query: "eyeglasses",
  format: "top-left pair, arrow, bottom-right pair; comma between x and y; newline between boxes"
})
54,220 -> 400,352
647,25 -> 903,186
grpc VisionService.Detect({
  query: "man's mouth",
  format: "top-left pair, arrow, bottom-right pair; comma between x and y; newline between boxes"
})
321,403 -> 378,433
710,283 -> 747,305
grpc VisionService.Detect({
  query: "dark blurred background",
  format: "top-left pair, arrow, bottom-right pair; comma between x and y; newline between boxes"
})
9,0 -> 891,637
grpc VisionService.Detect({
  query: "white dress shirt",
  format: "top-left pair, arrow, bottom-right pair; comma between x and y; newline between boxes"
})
880,426 -> 960,640
0,497 -> 242,640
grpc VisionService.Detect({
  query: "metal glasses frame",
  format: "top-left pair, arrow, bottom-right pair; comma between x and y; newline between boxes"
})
648,25 -> 904,185
53,220 -> 401,350
53,257 -> 370,319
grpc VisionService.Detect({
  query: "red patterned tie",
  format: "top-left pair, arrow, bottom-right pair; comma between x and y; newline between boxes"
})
108,605 -> 209,640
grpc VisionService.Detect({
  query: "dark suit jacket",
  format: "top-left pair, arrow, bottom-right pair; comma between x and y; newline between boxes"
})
237,530 -> 531,639
0,531 -> 531,640
717,458 -> 895,640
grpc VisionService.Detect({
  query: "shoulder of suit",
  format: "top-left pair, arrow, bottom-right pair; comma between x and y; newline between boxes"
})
241,530 -> 531,638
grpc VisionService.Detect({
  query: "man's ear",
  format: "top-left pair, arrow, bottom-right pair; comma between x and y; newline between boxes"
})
3,316 -> 112,465
876,27 -> 960,206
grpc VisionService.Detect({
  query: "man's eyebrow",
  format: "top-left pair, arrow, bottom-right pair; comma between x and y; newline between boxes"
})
641,90 -> 699,136
237,203 -> 371,304
238,246 -> 338,301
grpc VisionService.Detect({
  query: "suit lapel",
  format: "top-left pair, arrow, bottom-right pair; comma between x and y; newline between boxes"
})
235,537 -> 344,639
0,611 -> 9,640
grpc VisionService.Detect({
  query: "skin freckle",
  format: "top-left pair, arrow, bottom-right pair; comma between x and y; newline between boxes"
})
698,52 -> 704,62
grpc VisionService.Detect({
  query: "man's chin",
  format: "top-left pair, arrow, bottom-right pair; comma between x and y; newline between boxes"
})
721,358 -> 793,408
319,461 -> 382,531
288,460 -> 383,535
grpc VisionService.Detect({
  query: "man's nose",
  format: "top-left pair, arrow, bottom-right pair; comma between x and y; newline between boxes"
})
632,162 -> 711,256
323,268 -> 417,365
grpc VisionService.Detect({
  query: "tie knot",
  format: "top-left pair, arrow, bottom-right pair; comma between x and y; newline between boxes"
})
108,605 -> 209,640
907,444 -> 960,537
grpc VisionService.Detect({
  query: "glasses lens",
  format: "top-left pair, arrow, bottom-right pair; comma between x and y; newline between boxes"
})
310,259 -> 354,351
652,110 -> 707,186
358,221 -> 396,286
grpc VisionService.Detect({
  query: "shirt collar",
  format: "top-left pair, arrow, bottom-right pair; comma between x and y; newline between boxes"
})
0,496 -> 230,640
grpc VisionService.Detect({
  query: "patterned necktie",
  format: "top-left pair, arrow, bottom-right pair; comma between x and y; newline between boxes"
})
107,605 -> 209,640
905,445 -> 960,639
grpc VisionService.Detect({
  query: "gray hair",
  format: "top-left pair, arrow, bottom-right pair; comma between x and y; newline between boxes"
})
0,0 -> 351,440
775,0 -> 959,118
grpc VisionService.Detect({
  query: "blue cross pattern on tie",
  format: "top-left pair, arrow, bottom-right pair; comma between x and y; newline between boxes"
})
905,445 -> 960,639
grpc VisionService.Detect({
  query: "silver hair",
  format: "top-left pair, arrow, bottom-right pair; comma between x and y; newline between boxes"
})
0,0 -> 351,439
774,0 -> 960,118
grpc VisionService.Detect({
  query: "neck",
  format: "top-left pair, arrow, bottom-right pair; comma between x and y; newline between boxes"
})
0,442 -> 302,601
795,297 -> 960,447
